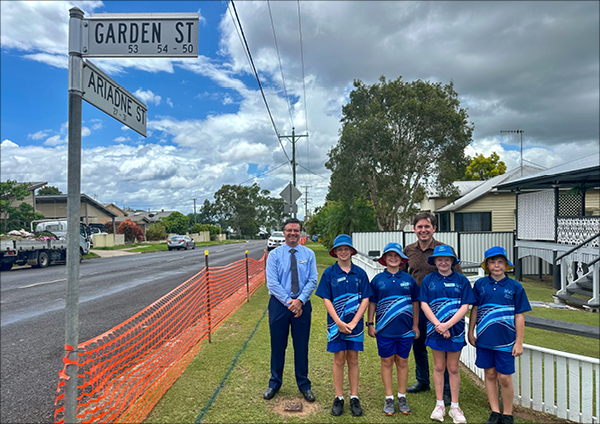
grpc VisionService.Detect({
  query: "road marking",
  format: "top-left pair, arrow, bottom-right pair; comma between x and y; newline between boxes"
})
18,278 -> 66,289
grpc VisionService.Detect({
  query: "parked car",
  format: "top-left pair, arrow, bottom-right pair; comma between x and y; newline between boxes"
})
89,223 -> 107,234
167,235 -> 196,251
267,231 -> 285,251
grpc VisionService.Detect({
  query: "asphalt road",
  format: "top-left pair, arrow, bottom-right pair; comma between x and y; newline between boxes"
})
0,240 -> 267,424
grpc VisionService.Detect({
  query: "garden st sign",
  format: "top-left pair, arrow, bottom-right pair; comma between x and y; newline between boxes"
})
83,13 -> 199,57
82,60 -> 147,136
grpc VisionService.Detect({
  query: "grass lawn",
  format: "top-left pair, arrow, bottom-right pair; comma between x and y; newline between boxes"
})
144,241 -> 581,423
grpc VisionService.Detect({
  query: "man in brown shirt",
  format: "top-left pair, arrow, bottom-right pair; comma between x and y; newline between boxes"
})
401,212 -> 462,405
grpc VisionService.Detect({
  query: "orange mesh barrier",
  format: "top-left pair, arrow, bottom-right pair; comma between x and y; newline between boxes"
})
54,252 -> 267,424
300,236 -> 307,245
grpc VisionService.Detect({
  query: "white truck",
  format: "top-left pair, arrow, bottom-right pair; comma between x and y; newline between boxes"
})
0,224 -> 91,271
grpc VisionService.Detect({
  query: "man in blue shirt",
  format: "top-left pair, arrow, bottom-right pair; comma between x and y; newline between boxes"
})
263,218 -> 318,402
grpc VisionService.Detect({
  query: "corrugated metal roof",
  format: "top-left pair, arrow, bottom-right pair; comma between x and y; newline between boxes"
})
436,164 -> 544,212
495,153 -> 600,191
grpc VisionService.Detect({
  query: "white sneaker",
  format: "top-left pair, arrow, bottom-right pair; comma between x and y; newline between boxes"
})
430,404 -> 446,422
449,406 -> 467,423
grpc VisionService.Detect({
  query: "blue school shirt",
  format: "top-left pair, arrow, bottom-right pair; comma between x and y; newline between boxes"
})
369,269 -> 419,339
417,271 -> 476,344
315,262 -> 373,342
472,275 -> 531,351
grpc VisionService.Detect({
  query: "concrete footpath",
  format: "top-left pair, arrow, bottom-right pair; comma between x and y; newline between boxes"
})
89,248 -> 141,258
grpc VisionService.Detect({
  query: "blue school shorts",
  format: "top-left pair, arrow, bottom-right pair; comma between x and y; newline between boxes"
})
475,346 -> 515,375
327,340 -> 363,353
376,335 -> 413,358
426,338 -> 466,353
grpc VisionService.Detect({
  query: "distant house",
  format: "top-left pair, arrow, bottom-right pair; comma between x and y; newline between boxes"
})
36,194 -> 118,226
421,165 -> 544,232
102,203 -> 126,217
495,154 -> 600,310
1,181 -> 47,212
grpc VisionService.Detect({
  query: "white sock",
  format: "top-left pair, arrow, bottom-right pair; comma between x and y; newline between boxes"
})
386,395 -> 394,400
451,402 -> 459,408
398,393 -> 406,398
437,400 -> 445,406
351,395 -> 358,400
337,396 -> 344,400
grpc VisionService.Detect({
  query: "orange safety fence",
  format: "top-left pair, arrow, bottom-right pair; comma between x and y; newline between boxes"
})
54,252 -> 267,424
300,236 -> 307,245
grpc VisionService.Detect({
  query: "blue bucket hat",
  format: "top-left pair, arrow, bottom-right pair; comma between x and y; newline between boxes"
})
378,242 -> 408,266
427,244 -> 460,267
481,246 -> 514,273
329,234 -> 357,257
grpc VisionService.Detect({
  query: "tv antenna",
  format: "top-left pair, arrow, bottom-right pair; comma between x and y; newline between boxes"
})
500,129 -> 524,176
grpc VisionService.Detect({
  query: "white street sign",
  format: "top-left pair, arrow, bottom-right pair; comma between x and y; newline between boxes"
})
82,60 -> 147,136
83,13 -> 199,57
280,183 -> 302,204
284,203 -> 298,214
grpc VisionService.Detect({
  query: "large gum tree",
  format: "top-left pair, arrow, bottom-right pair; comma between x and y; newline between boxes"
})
326,76 -> 473,230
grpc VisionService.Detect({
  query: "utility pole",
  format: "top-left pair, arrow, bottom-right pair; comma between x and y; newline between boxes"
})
501,129 -> 524,176
193,198 -> 197,224
301,185 -> 311,218
278,127 -> 307,218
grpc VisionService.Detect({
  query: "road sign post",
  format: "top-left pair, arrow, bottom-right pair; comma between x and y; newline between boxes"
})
280,183 -> 302,219
64,8 -> 199,423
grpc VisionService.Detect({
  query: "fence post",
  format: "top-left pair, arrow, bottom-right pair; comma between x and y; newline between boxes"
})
245,250 -> 250,303
552,250 -> 561,290
205,250 -> 212,343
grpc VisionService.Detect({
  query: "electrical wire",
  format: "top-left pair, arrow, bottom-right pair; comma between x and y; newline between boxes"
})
229,0 -> 291,164
297,1 -> 311,189
267,0 -> 294,129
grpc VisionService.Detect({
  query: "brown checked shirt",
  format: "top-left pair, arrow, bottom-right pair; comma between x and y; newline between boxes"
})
401,238 -> 463,287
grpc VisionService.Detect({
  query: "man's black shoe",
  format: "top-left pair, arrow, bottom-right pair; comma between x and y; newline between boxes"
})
406,382 -> 430,393
502,414 -> 514,424
350,398 -> 363,417
263,388 -> 277,400
301,389 -> 316,402
331,397 -> 344,416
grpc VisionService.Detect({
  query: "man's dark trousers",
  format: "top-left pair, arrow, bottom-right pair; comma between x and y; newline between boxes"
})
268,296 -> 312,391
414,308 -> 450,396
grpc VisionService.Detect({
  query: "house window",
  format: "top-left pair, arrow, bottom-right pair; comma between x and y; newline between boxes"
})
436,212 -> 451,232
455,212 -> 491,232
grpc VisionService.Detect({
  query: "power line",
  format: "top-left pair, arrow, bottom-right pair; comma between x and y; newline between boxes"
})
297,0 -> 311,187
267,0 -> 294,129
229,0 -> 291,164
297,163 -> 328,180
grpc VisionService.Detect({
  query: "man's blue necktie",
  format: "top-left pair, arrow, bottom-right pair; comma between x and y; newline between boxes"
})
290,248 -> 299,297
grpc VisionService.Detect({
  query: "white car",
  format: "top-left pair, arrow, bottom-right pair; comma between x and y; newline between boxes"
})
267,231 -> 285,251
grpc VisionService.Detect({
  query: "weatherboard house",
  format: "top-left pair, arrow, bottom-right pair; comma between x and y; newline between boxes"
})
495,154 -> 600,310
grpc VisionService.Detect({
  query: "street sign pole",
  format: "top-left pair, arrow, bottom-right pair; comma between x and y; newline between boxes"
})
65,7 -> 84,424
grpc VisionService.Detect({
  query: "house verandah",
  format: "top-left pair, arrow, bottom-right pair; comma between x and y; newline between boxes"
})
496,154 -> 600,310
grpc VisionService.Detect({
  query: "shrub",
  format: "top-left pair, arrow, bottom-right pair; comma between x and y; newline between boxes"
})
117,219 -> 144,243
146,222 -> 167,241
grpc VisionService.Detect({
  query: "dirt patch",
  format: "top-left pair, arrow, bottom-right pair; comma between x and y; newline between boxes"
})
267,395 -> 324,418
460,363 -> 573,424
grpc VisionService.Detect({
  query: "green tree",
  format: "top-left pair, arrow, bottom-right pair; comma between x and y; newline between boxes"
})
145,222 -> 167,241
326,76 -> 472,230
1,180 -> 45,232
306,199 -> 378,249
37,186 -> 62,195
213,184 -> 260,236
160,211 -> 190,235
463,152 -> 507,180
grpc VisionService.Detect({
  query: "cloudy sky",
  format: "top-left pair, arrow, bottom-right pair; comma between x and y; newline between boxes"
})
1,1 -> 598,219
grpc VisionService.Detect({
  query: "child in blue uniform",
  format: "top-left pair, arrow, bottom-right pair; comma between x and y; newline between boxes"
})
468,246 -> 531,424
418,245 -> 475,423
315,234 -> 372,417
367,242 -> 419,416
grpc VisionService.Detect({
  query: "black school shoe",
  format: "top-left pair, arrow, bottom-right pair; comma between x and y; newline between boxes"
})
331,397 -> 344,416
485,411 -> 503,424
350,398 -> 363,417
502,414 -> 514,424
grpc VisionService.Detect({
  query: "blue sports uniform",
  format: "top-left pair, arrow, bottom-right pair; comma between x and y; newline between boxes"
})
315,262 -> 373,343
472,275 -> 531,352
418,271 -> 476,350
369,269 -> 419,338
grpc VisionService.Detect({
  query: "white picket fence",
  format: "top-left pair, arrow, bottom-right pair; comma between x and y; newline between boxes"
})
353,253 -> 600,423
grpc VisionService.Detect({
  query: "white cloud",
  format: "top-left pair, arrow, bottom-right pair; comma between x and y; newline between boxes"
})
82,126 -> 91,137
166,98 -> 174,108
28,131 -> 49,140
44,135 -> 66,146
1,139 -> 19,149
134,89 -> 162,106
